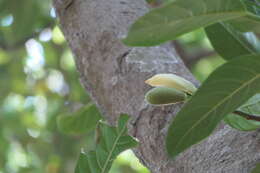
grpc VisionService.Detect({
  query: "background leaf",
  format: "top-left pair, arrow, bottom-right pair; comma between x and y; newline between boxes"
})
123,0 -> 248,46
57,104 -> 102,135
224,93 -> 260,131
227,16 -> 260,33
75,153 -> 91,173
4,0 -> 52,45
75,114 -> 138,173
226,0 -> 260,33
205,22 -> 260,60
166,55 -> 260,158
251,163 -> 260,173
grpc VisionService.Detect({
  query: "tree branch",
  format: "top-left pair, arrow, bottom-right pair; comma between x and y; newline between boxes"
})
53,0 -> 260,172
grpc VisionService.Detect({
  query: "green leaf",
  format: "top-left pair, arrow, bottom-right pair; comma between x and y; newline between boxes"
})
205,22 -> 260,60
75,153 -> 91,173
224,94 -> 260,131
227,15 -> 260,33
166,55 -> 260,158
243,0 -> 260,16
227,0 -> 260,33
9,0 -> 40,43
251,163 -> 260,173
57,104 -> 102,135
75,114 -> 138,173
123,0 -> 248,46
2,0 -> 52,45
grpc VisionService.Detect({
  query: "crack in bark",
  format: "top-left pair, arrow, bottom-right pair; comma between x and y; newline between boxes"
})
131,108 -> 147,137
116,49 -> 131,74
65,0 -> 74,11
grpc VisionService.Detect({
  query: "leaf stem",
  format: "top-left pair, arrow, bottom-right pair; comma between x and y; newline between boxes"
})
233,110 -> 260,122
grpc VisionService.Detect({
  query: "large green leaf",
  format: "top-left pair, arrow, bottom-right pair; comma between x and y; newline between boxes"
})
251,163 -> 260,173
224,93 -> 260,131
123,0 -> 248,46
57,104 -> 102,134
166,55 -> 260,158
75,114 -> 138,173
205,22 -> 260,60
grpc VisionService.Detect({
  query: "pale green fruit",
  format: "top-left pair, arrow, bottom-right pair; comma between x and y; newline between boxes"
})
145,87 -> 187,105
145,73 -> 197,95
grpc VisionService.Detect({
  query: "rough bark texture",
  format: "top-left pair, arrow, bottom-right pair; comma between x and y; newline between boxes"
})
53,0 -> 260,172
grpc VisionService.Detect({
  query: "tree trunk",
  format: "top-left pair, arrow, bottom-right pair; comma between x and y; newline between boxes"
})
53,0 -> 260,172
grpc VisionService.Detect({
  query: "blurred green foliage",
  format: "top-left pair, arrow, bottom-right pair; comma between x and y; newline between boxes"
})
178,29 -> 226,81
0,0 -> 224,172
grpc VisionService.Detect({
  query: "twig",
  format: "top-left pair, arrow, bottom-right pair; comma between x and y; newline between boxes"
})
233,110 -> 260,122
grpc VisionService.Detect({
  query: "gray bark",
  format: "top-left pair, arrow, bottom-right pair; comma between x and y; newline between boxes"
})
53,0 -> 260,172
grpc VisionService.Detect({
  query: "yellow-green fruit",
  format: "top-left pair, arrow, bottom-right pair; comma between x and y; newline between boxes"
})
145,87 -> 187,105
145,73 -> 197,95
